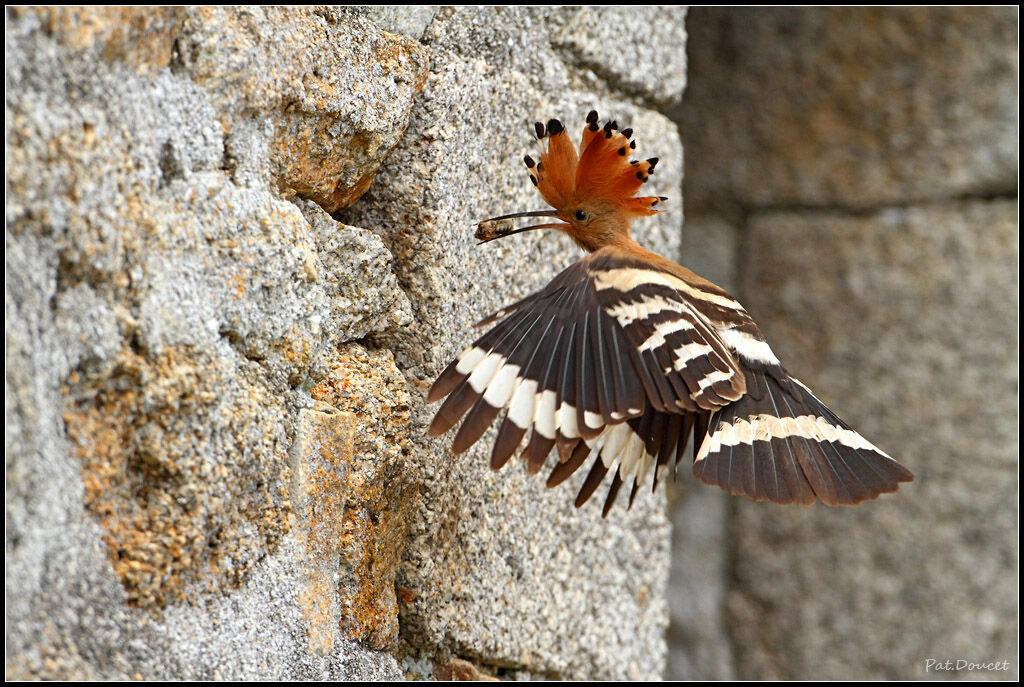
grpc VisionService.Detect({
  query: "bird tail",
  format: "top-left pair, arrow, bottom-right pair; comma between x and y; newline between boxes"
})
692,370 -> 913,505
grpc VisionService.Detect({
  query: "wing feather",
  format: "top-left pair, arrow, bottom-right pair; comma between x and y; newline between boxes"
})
430,245 -> 912,512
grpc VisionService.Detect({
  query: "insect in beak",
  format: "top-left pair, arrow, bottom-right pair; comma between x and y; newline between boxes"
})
474,209 -> 565,244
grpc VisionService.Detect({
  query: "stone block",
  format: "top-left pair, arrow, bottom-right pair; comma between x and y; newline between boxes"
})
728,199 -> 1018,680
682,7 -> 1018,209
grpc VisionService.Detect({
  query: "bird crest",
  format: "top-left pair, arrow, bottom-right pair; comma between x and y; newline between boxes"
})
434,112 -> 913,516
528,112 -> 665,218
475,111 -> 667,250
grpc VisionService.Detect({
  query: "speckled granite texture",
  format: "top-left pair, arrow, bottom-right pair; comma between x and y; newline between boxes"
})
6,6 -> 687,680
16,7 -> 1010,683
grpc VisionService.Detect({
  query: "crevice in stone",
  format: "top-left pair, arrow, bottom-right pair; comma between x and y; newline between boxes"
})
553,45 -> 677,114
719,491 -> 747,680
158,140 -> 186,187
732,188 -> 1019,220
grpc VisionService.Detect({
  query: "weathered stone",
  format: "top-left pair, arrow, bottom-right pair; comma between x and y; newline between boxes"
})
556,7 -> 689,108
308,344 -> 414,650
4,527 -> 407,680
728,200 -> 1018,680
290,344 -> 415,656
290,402 -> 351,656
6,6 -> 417,680
8,6 -> 185,75
7,4 -> 687,681
355,5 -> 440,41
294,199 -> 413,353
681,7 -> 1018,210
174,6 -> 428,212
63,346 -> 291,608
435,656 -> 502,681
338,8 -> 682,678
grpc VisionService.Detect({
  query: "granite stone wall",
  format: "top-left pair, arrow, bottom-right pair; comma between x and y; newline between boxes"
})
9,7 -> 1015,682
6,6 -> 688,680
671,7 -> 1018,681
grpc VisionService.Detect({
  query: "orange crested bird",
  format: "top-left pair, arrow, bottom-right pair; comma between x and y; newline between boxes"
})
427,111 -> 913,517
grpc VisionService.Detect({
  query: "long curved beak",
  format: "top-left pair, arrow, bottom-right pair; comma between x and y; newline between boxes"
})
474,209 -> 566,244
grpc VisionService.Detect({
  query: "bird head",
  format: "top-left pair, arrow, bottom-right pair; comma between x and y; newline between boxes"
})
475,111 -> 666,252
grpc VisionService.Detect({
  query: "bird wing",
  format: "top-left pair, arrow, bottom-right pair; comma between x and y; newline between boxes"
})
427,246 -> 749,509
427,245 -> 914,514
693,371 -> 914,506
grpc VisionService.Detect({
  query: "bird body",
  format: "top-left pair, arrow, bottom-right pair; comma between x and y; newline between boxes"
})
428,112 -> 913,516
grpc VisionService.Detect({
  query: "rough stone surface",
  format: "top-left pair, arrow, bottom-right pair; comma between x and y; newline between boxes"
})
340,7 -> 684,680
682,7 -> 1018,210
63,345 -> 291,608
307,344 -> 415,650
729,201 -> 1018,680
353,5 -> 440,41
555,7 -> 688,108
7,6 -> 415,680
7,5 -> 687,682
173,6 -> 428,213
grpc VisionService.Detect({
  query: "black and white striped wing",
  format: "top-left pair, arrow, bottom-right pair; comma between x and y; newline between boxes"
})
639,259 -> 917,506
545,406 -> 699,517
427,247 -> 744,510
428,246 -> 913,512
692,372 -> 914,505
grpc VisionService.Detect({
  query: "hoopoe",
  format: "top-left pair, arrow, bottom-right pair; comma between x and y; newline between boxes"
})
427,111 -> 913,517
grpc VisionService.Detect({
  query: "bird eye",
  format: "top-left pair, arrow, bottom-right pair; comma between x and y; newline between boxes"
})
574,209 -> 588,221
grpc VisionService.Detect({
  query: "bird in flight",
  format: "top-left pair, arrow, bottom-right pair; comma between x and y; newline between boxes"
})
427,111 -> 913,517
